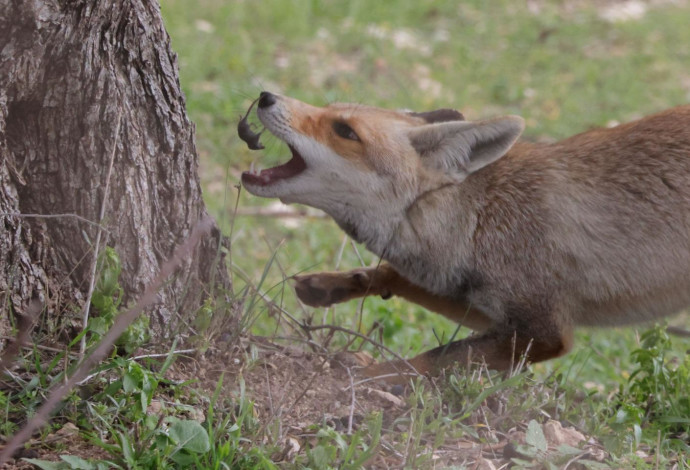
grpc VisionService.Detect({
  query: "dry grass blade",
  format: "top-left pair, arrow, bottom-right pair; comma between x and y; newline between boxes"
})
80,110 -> 123,356
346,367 -> 356,434
0,216 -> 213,464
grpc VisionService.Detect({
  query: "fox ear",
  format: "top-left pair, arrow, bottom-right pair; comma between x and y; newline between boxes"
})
408,108 -> 464,123
408,116 -> 525,174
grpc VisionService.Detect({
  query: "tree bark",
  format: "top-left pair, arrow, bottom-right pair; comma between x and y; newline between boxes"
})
0,0 -> 230,335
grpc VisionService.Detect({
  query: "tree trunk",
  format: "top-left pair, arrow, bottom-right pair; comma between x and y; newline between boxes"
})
0,0 -> 230,336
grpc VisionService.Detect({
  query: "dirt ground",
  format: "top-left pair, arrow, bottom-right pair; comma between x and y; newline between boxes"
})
10,332 -> 676,468
171,335 -> 608,469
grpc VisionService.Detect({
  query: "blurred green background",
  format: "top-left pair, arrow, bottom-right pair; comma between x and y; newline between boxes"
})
160,0 -> 690,386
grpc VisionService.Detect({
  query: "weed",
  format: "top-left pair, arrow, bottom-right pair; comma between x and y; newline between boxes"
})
300,412 -> 382,469
24,360 -> 279,469
609,324 -> 690,455
88,247 -> 149,354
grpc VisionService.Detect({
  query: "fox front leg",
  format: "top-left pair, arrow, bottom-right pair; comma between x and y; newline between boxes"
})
293,263 -> 494,331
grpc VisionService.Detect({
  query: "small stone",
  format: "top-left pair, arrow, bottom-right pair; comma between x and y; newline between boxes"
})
475,457 -> 497,470
56,422 -> 79,437
188,406 -> 206,423
284,436 -> 300,461
147,399 -> 164,415
367,387 -> 405,407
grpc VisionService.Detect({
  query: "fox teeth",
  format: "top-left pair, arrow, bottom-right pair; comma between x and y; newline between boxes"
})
250,160 -> 256,175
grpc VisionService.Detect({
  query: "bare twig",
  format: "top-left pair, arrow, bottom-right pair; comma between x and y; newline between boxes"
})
346,367 -> 356,435
656,429 -> 661,470
299,323 -> 406,362
226,183 -> 242,294
257,360 -> 325,439
281,367 -> 322,420
269,335 -> 329,354
233,207 -> 326,219
79,110 -> 123,356
0,336 -> 69,355
402,411 -> 415,467
73,349 -> 199,387
666,325 -> 690,337
130,349 -> 197,361
0,212 -> 108,231
243,283 -> 307,334
351,239 -> 367,267
263,362 -> 276,416
346,373 -> 419,389
0,216 -> 212,464
321,234 -> 349,327
335,234 -> 349,270
563,451 -> 588,470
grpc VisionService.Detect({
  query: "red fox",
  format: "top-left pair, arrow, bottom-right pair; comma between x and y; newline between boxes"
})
241,91 -> 690,382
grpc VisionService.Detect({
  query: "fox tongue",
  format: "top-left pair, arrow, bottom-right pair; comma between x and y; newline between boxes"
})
241,146 -> 307,187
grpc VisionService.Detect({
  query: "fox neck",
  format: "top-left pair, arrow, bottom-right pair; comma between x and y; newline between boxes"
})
326,198 -> 406,254
329,174 -> 479,297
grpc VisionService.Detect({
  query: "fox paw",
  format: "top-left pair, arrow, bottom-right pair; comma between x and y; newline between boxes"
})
292,270 -> 379,307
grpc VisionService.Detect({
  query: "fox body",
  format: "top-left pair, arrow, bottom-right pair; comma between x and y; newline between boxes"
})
241,92 -> 690,380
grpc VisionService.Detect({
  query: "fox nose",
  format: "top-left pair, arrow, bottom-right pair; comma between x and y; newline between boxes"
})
258,91 -> 276,109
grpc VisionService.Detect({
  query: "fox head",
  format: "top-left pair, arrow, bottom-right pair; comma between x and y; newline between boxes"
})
241,92 -> 524,245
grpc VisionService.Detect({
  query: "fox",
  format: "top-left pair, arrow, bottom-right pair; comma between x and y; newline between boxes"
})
240,91 -> 690,382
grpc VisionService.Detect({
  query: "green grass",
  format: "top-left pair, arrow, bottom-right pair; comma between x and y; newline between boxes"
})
14,1 -> 690,468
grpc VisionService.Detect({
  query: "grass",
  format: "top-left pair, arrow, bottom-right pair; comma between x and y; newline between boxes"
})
6,0 -> 690,468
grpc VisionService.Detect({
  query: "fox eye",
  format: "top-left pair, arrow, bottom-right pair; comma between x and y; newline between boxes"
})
332,121 -> 360,142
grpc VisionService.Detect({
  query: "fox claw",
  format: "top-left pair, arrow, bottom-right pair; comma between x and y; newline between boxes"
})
293,274 -> 332,307
292,270 -> 375,307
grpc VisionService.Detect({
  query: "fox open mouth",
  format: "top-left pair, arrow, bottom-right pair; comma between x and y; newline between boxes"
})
241,145 -> 307,187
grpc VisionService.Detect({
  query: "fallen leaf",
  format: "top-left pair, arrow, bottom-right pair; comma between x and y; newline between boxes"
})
543,420 -> 586,447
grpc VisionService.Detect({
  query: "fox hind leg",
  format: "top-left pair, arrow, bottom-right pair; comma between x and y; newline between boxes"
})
363,320 -> 574,383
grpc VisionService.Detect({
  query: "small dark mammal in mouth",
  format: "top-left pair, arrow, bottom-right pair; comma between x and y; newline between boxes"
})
238,97 -> 265,150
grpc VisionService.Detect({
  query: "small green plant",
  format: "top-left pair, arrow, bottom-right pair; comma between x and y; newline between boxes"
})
194,376 -> 277,469
610,324 -> 690,453
509,420 -> 550,468
508,419 -> 608,470
88,247 -> 149,353
25,417 -> 213,469
302,412 -> 382,470
27,355 -> 221,469
24,455 -> 116,470
0,391 -> 18,436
